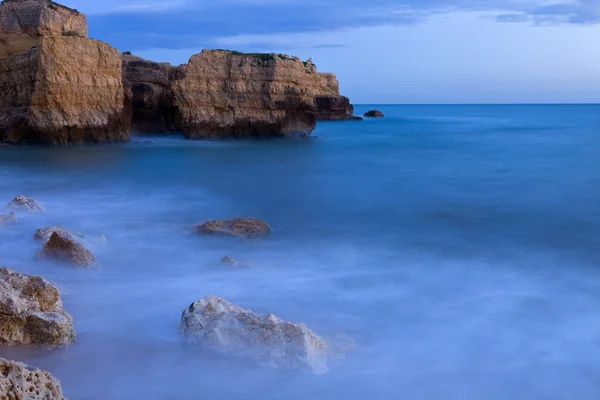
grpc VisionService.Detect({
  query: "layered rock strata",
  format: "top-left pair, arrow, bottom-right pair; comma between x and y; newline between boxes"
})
0,0 -> 130,144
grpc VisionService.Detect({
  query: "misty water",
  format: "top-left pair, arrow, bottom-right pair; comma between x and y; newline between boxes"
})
1,104 -> 600,399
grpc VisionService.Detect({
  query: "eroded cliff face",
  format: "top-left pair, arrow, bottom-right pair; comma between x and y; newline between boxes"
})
121,53 -> 174,133
170,51 -> 320,138
0,0 -> 130,144
122,50 -> 357,138
0,0 -> 87,56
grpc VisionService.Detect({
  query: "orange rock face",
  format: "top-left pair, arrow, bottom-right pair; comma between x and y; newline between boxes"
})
0,0 -> 130,144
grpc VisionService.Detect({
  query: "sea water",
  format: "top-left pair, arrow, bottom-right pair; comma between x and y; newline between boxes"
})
1,104 -> 599,399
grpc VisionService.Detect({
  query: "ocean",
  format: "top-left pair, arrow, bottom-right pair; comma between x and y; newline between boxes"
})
1,104 -> 599,399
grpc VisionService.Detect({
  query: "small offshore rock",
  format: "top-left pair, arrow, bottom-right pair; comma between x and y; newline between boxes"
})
195,217 -> 272,240
0,267 -> 76,347
7,195 -> 44,213
0,211 -> 17,227
220,256 -> 253,268
0,358 -> 68,400
38,232 -> 96,268
364,110 -> 384,118
180,295 -> 352,374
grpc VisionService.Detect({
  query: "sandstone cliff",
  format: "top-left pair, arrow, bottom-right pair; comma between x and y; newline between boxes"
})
0,0 -> 130,144
122,50 -> 358,137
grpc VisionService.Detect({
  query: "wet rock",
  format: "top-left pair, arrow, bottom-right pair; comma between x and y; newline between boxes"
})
364,110 -> 384,118
196,217 -> 271,240
7,195 -> 43,213
0,211 -> 17,227
0,267 -> 76,347
0,357 -> 68,399
38,231 -> 96,268
180,295 -> 352,374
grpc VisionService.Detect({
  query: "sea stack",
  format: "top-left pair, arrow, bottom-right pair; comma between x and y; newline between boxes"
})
0,0 -> 130,144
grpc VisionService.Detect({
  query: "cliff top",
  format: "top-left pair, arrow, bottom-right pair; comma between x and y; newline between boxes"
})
1,0 -> 80,14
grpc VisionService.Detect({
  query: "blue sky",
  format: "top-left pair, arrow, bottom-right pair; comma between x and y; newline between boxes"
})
69,0 -> 600,104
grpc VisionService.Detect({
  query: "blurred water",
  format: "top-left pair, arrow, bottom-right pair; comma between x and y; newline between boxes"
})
1,104 -> 600,399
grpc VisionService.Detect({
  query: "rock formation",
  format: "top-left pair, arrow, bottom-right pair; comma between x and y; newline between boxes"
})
38,231 -> 96,267
195,217 -> 272,240
0,267 -> 76,347
0,358 -> 68,399
221,256 -> 253,268
33,225 -> 107,245
121,52 -> 174,133
122,50 -> 359,137
0,211 -> 17,227
0,0 -> 357,143
7,195 -> 43,213
0,0 -> 130,144
180,295 -> 352,374
364,110 -> 384,118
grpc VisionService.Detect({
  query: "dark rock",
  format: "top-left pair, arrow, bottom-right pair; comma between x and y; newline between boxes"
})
37,231 -> 95,267
195,217 -> 272,240
314,95 -> 362,121
364,110 -> 384,118
221,256 -> 253,268
122,53 -> 175,133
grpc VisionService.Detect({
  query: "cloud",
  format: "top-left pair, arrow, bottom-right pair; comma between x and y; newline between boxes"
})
77,0 -> 600,51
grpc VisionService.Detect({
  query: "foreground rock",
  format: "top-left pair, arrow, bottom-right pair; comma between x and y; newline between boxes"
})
0,211 -> 17,227
0,0 -> 130,145
0,267 -> 75,347
6,196 -> 43,213
180,295 -> 352,374
364,110 -> 384,118
38,232 -> 95,267
0,358 -> 68,399
195,217 -> 271,240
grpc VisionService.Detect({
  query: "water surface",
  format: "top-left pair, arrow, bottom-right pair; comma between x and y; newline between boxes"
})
1,104 -> 600,399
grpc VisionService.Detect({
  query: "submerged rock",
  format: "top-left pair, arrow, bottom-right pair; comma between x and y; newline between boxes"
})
364,110 -> 384,118
220,256 -> 253,268
196,217 -> 271,240
34,225 -> 107,245
0,211 -> 17,227
38,231 -> 96,267
180,295 -> 352,374
7,195 -> 43,213
0,358 -> 68,400
0,267 -> 76,347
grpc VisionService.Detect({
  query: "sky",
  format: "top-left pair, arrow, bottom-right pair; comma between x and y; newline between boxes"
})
67,0 -> 600,104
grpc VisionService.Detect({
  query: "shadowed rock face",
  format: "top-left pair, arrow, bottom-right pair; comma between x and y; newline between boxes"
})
315,95 -> 362,121
0,267 -> 76,347
122,53 -> 175,133
0,358 -> 68,399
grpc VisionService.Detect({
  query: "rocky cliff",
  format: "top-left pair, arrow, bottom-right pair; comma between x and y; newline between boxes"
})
0,0 -> 357,143
0,0 -> 130,144
122,50 -> 358,138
